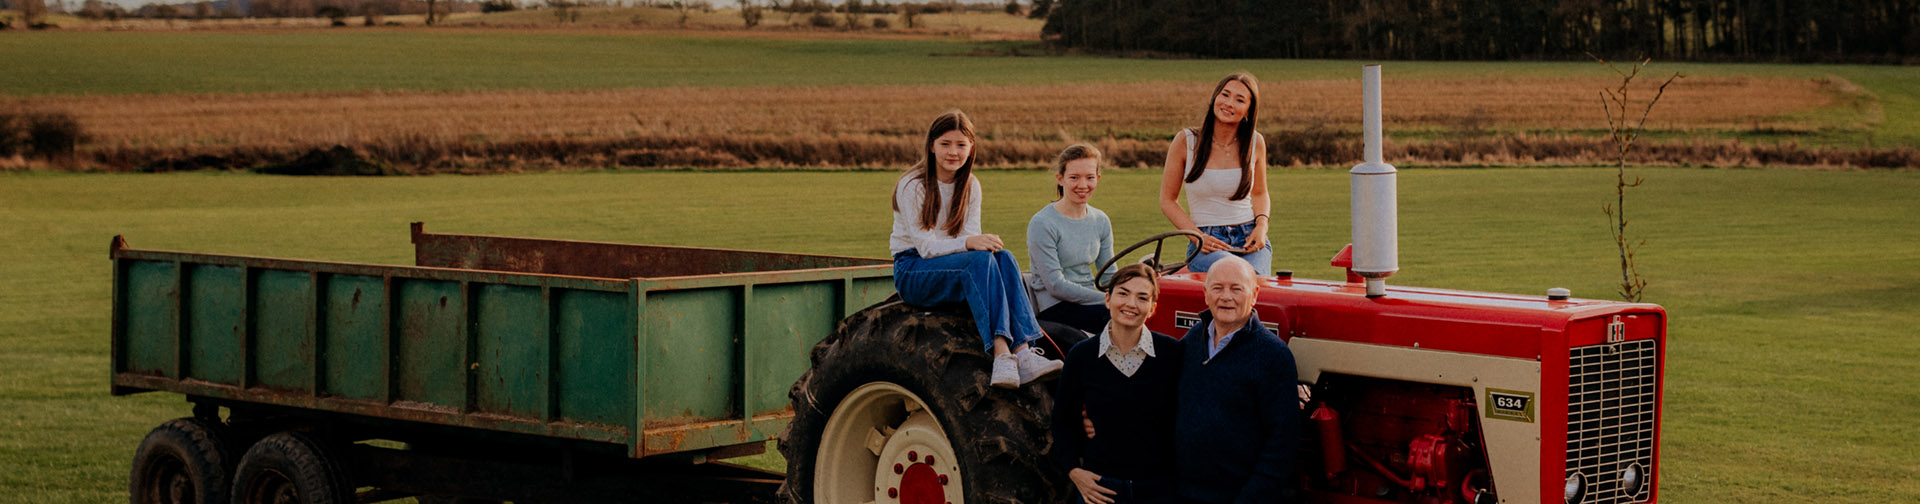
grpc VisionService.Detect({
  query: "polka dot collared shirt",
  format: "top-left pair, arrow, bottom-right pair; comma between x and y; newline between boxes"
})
1098,326 -> 1159,377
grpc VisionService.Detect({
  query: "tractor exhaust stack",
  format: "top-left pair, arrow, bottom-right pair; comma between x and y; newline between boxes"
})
1351,65 -> 1399,298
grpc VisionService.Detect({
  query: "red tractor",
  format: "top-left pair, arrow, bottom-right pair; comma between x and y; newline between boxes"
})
780,66 -> 1664,504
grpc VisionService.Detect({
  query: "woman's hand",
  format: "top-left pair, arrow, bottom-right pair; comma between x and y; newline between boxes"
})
965,234 -> 1004,251
1197,234 -> 1233,254
1243,221 -> 1269,253
1069,468 -> 1117,504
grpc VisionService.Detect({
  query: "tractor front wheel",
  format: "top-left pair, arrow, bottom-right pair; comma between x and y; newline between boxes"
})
779,300 -> 1064,504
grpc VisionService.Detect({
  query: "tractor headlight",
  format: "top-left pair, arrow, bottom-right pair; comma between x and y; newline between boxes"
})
1564,472 -> 1586,504
1621,463 -> 1645,496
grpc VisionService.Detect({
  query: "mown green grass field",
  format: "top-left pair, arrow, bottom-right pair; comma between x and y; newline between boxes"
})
2,167 -> 1917,503
2,22 -> 1917,503
2,29 -> 1917,147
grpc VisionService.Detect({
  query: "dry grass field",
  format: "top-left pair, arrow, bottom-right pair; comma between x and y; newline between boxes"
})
446,6 -> 1046,35
13,75 -> 1907,171
12,7 -> 1044,36
23,77 -> 1847,146
3,28 -> 1915,171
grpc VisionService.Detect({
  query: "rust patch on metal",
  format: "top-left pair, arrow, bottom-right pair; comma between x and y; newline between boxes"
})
412,223 -> 887,279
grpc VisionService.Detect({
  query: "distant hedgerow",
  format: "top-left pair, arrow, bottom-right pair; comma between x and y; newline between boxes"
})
0,111 -> 86,160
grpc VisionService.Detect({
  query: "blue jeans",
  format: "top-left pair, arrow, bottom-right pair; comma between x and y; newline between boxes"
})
1185,220 -> 1273,276
893,249 -> 1042,351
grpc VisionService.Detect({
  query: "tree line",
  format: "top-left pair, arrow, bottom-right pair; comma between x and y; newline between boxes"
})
1034,0 -> 1920,62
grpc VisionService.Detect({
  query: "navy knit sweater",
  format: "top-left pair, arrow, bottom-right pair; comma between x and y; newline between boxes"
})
1175,311 -> 1300,504
1051,331 -> 1184,481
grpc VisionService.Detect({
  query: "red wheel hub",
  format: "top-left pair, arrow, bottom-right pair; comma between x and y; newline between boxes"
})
896,462 -> 945,504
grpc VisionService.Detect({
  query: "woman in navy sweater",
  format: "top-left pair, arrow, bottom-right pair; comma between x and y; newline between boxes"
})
1051,263 -> 1184,504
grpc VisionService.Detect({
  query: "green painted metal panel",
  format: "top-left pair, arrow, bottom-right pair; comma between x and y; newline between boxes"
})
641,287 -> 740,428
394,279 -> 464,408
556,289 -> 634,427
253,270 -> 315,390
114,228 -> 899,456
185,265 -> 243,385
124,261 -> 178,377
474,284 -> 547,418
853,277 -> 896,310
748,282 -> 839,417
322,275 -> 386,400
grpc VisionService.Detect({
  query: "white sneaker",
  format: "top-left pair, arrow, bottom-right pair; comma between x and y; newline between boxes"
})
1016,347 -> 1064,385
990,352 -> 1020,389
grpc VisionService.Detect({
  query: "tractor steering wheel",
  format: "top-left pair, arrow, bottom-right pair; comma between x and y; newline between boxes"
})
1096,230 -> 1206,291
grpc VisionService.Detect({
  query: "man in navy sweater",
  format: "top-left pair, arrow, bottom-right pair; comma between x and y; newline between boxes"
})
1174,255 -> 1299,504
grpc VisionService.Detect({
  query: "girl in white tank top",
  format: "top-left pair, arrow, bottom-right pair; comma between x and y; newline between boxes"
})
1181,129 -> 1256,227
1157,74 -> 1274,276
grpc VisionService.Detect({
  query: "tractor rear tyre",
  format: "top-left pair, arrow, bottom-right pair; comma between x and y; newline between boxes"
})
779,300 -> 1066,504
229,432 -> 353,504
130,417 -> 234,504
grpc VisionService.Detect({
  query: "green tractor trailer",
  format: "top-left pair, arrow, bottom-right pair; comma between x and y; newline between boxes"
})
113,223 -> 1007,504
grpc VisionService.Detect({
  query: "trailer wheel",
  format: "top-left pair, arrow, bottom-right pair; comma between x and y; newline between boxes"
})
780,300 -> 1065,504
230,432 -> 352,504
130,417 -> 233,504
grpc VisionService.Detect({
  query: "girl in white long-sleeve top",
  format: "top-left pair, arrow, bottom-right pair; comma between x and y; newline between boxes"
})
890,110 -> 1061,389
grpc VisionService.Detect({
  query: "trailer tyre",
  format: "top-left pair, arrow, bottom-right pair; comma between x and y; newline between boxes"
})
230,432 -> 352,504
780,300 -> 1065,504
130,417 -> 233,504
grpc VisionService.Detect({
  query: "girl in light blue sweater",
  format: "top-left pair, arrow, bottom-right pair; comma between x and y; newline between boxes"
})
1027,144 -> 1116,336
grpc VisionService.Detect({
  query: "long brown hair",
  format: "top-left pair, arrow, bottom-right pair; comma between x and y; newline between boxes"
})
890,110 -> 977,237
1184,72 -> 1259,201
1051,143 -> 1102,199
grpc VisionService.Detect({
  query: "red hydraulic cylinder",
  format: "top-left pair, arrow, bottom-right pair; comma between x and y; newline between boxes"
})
1310,403 -> 1347,478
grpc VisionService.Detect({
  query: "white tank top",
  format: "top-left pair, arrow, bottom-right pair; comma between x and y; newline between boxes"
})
1180,129 -> 1254,227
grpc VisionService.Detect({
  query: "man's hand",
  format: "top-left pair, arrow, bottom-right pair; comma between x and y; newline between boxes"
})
1297,384 -> 1312,410
1069,468 -> 1116,504
1082,407 -> 1096,439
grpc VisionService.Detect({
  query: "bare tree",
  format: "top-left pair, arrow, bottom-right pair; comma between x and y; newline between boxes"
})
360,2 -> 382,25
139,2 -> 178,20
840,0 -> 861,28
737,0 -> 761,27
20,0 -> 47,25
898,2 -> 918,28
1591,54 -> 1680,303
671,0 -> 692,26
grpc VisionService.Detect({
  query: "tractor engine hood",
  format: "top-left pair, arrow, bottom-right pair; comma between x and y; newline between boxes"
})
1146,272 -> 1667,361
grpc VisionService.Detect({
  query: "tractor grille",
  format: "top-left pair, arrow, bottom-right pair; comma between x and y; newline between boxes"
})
1566,339 -> 1659,504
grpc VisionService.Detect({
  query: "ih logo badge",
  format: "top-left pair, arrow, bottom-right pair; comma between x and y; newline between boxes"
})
1173,311 -> 1280,334
1607,315 -> 1626,343
1485,389 -> 1536,423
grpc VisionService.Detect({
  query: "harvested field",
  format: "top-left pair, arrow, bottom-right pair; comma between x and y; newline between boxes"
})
10,75 -> 1905,171
19,76 -> 1846,146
